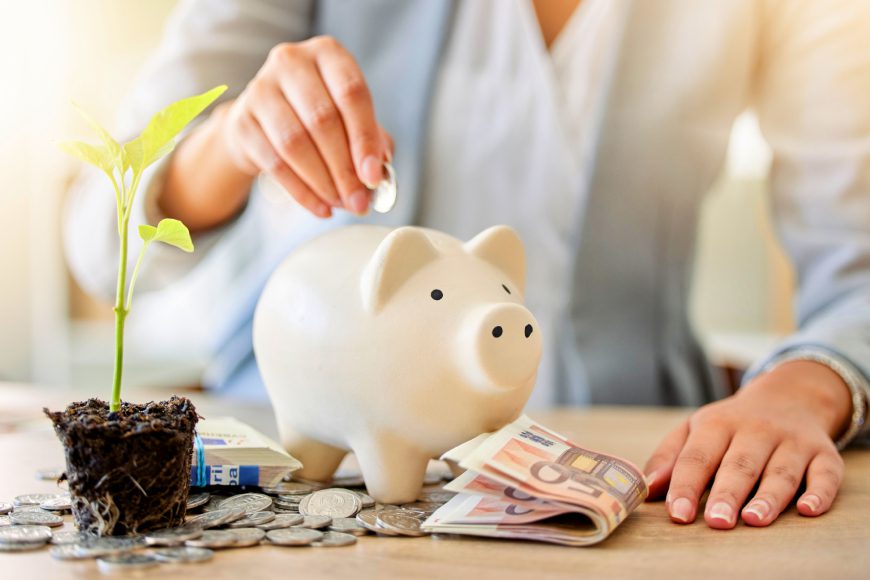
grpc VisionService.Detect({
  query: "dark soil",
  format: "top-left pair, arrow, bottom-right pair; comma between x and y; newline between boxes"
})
44,396 -> 199,536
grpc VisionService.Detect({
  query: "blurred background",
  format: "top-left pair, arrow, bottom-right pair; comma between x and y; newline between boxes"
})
0,0 -> 795,397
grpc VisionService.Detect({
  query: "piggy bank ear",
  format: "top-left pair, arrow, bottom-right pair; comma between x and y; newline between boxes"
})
465,226 -> 526,294
362,227 -> 440,313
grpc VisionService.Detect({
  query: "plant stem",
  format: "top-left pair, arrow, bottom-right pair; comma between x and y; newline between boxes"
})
111,212 -> 130,413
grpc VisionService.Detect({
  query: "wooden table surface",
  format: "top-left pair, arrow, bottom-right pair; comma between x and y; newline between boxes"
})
1,385 -> 868,579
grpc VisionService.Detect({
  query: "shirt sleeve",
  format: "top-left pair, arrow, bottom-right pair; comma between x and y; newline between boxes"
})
746,0 -> 870,440
63,0 -> 314,300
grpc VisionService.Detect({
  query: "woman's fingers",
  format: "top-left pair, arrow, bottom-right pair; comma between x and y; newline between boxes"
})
665,421 -> 732,524
314,40 -> 386,187
249,82 -> 341,208
643,419 -> 690,500
276,44 -> 369,214
741,441 -> 810,527
236,110 -> 331,218
704,431 -> 777,529
797,449 -> 844,517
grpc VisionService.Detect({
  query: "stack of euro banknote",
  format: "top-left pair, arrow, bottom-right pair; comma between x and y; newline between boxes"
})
422,416 -> 649,546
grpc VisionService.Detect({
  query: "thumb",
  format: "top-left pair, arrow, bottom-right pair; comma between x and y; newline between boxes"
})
643,418 -> 689,501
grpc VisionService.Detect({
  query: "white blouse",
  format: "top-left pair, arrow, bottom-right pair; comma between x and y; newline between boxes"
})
418,0 -> 624,407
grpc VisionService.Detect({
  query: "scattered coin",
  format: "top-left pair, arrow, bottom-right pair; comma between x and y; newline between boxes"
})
0,516 -> 11,527
35,468 -> 64,481
355,509 -> 397,536
0,524 -> 53,544
257,513 -> 304,530
12,505 -> 49,513
150,545 -> 214,564
329,517 -> 369,536
377,509 -> 428,537
312,531 -> 358,547
294,515 -> 332,529
50,530 -> 91,545
0,502 -> 11,515
300,489 -> 361,518
186,492 -> 211,511
185,530 -> 238,549
266,527 -> 323,546
0,541 -> 46,552
186,507 -> 246,529
219,493 -> 273,514
356,492 -> 376,509
149,545 -> 214,564
262,481 -> 315,496
401,502 -> 442,516
227,511 -> 275,528
370,161 -> 397,213
50,536 -> 145,560
97,553 -> 160,573
9,510 -> 64,527
39,496 -> 72,511
418,491 -> 456,504
228,527 -> 265,547
331,475 -> 366,488
145,525 -> 204,546
13,493 -> 63,507
201,495 -> 230,512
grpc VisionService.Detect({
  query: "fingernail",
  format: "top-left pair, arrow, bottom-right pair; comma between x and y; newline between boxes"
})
800,494 -> 820,513
743,499 -> 770,521
670,497 -> 693,523
361,155 -> 383,188
315,204 -> 331,218
709,502 -> 735,525
645,469 -> 660,486
349,190 -> 369,215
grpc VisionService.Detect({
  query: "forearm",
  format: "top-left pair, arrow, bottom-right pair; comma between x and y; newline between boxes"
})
159,102 -> 254,234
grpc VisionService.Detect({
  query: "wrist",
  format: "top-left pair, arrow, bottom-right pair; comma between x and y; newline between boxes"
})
743,360 -> 853,440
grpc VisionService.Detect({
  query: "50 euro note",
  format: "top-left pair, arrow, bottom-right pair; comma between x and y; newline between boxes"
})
421,415 -> 648,546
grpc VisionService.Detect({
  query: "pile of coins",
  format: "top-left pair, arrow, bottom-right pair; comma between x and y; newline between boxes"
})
0,466 -> 455,572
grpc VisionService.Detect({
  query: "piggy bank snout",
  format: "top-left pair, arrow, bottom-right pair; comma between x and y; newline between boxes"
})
459,303 -> 542,391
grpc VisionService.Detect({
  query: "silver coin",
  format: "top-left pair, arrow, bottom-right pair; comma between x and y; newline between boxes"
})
370,162 -> 397,213
376,509 -> 427,537
276,494 -> 304,503
49,535 -> 145,560
0,524 -> 53,544
418,491 -> 456,504
40,496 -> 72,511
294,515 -> 332,529
185,529 -> 238,549
0,516 -> 11,527
201,495 -> 230,512
145,525 -> 204,546
186,492 -> 211,510
9,510 -> 64,527
13,493 -> 63,507
262,481 -> 315,496
150,545 -> 214,564
266,527 -> 323,546
186,507 -> 246,529
312,531 -> 358,547
257,513 -> 304,530
400,502 -> 442,516
51,530 -> 91,545
97,553 -> 160,573
300,489 -> 362,518
331,475 -> 366,488
219,493 -> 273,514
328,517 -> 369,536
0,541 -> 46,552
228,527 -> 265,547
355,492 -> 376,509
355,510 -> 398,536
227,511 -> 276,528
272,507 -> 301,515
0,502 -> 11,515
35,468 -> 64,481
13,505 -> 49,512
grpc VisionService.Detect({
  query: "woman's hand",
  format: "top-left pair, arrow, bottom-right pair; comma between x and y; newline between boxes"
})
643,360 -> 852,529
222,36 -> 392,218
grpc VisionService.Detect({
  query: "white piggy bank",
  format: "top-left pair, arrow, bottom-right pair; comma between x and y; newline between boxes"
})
253,225 -> 542,503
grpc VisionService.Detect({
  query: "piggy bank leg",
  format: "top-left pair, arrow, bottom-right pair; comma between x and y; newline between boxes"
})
353,436 -> 429,504
280,428 -> 347,482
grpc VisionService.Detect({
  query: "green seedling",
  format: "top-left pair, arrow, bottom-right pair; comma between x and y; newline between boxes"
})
59,85 -> 227,412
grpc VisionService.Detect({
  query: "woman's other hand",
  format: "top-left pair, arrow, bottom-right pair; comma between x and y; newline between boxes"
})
643,360 -> 852,529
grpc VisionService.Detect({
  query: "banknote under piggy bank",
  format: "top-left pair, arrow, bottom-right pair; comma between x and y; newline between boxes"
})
253,225 -> 542,503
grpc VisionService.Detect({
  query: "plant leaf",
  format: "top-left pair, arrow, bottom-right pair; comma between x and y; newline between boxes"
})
72,103 -> 123,172
138,218 -> 194,252
57,140 -> 116,177
130,85 -> 227,173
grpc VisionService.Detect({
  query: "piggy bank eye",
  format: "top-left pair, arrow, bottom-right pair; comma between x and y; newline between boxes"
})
431,289 -> 444,301
502,284 -> 511,295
